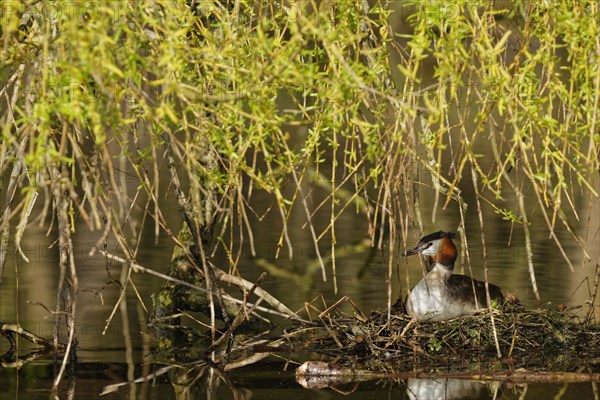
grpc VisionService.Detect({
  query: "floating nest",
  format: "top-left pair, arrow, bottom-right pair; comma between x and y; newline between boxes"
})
292,303 -> 600,372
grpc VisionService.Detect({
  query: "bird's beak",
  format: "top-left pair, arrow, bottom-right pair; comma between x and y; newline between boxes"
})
402,246 -> 421,257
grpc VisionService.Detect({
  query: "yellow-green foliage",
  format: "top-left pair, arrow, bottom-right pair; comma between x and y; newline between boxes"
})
0,0 -> 597,280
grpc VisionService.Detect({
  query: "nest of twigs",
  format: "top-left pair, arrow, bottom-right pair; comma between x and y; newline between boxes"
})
295,303 -> 600,372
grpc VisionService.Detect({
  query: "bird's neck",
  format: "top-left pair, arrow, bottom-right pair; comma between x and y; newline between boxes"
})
429,262 -> 453,279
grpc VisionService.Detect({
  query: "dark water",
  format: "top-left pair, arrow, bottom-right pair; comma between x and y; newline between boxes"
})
1,360 -> 599,399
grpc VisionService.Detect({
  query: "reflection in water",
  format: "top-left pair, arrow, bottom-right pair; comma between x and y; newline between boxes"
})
406,378 -> 495,400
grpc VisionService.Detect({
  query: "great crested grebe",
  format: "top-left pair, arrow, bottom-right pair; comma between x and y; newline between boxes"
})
403,231 -> 503,321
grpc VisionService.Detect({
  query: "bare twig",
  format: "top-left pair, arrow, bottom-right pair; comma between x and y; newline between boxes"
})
290,168 -> 327,282
203,273 -> 267,362
0,322 -> 63,349
469,166 -> 502,358
50,163 -> 79,391
15,190 -> 38,263
585,261 -> 600,325
296,360 -> 600,383
0,136 -> 28,282
99,251 -> 305,322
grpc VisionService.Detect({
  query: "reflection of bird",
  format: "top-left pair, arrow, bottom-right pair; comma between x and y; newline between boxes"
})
403,231 -> 503,321
407,378 -> 492,400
